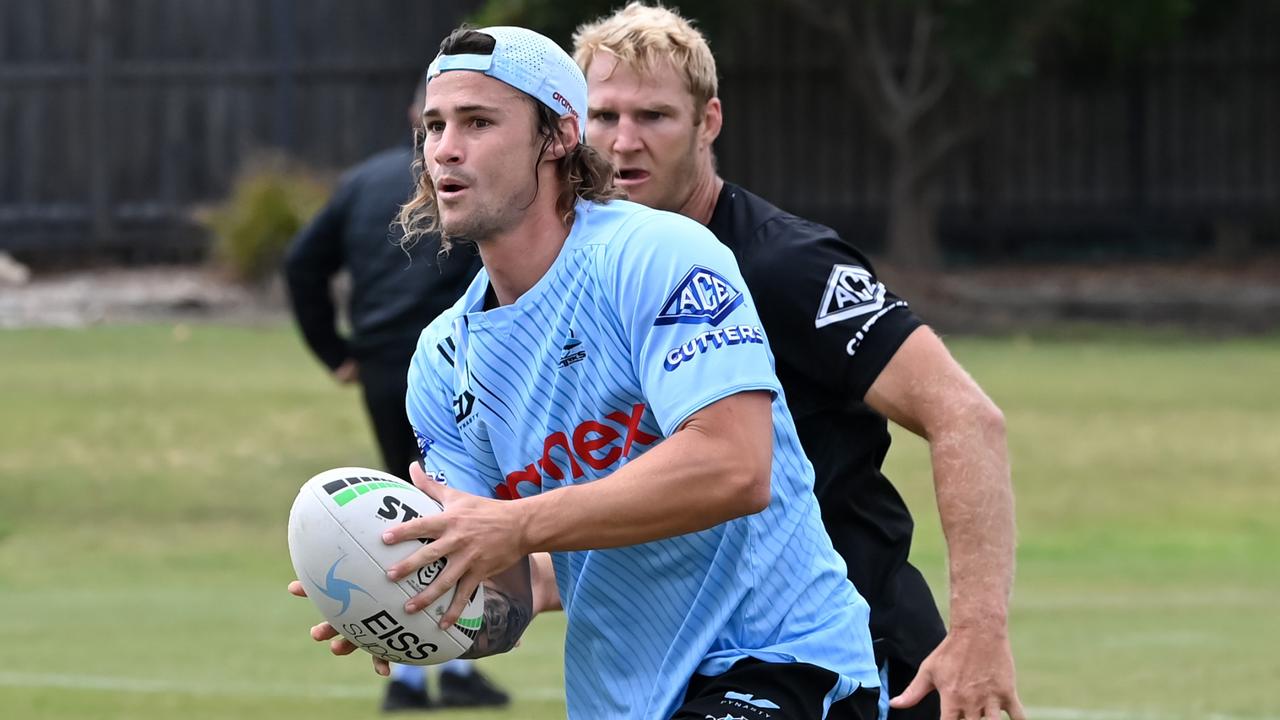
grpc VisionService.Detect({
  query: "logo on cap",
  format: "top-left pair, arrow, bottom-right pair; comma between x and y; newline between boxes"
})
552,91 -> 578,117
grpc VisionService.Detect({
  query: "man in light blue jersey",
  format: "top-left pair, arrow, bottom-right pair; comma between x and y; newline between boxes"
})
298,25 -> 880,719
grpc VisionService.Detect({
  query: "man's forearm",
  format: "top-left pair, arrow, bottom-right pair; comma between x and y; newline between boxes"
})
515,391 -> 773,553
460,557 -> 534,658
930,405 -> 1016,628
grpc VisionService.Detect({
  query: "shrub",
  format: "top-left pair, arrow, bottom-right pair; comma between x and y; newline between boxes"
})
200,155 -> 332,284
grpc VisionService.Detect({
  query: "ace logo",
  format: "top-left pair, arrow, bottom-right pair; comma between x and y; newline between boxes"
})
815,264 -> 887,328
655,266 -> 744,326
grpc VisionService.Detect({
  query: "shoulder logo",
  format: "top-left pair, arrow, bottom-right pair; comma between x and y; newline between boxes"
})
655,266 -> 744,326
816,264 -> 886,328
557,330 -> 587,368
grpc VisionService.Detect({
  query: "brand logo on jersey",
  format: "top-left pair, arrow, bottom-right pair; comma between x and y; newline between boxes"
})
414,430 -> 435,456
816,264 -> 886,328
663,324 -> 765,371
453,390 -> 476,424
418,466 -> 447,484
724,692 -> 781,710
709,690 -> 781,719
497,403 -> 659,499
655,266 -> 745,326
558,330 -> 587,368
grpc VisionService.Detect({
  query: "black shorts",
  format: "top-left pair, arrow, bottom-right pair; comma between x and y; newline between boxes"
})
672,657 -> 880,720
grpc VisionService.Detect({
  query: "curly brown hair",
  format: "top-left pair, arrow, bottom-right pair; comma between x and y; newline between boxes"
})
397,29 -> 623,253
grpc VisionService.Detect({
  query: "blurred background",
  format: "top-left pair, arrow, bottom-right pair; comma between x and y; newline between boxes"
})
1,1 -> 1277,719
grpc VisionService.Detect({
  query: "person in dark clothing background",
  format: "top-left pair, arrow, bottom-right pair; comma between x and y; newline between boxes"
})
282,75 -> 506,712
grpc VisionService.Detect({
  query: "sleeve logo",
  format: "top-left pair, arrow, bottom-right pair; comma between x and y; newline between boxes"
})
816,264 -> 887,328
413,429 -> 435,456
654,265 -> 745,326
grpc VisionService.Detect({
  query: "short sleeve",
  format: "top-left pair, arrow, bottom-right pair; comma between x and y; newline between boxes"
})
405,337 -> 489,498
602,211 -> 781,436
744,219 -> 921,399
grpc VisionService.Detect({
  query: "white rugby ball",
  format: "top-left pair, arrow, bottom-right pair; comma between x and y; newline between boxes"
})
287,467 -> 484,665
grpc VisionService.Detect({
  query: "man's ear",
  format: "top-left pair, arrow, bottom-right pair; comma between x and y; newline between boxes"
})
699,97 -> 723,150
547,114 -> 580,160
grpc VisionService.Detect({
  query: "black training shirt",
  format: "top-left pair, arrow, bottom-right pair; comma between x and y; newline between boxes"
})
284,146 -> 481,369
708,181 -> 946,667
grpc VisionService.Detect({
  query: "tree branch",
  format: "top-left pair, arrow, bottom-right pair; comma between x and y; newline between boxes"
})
912,115 -> 981,189
861,0 -> 907,120
905,3 -> 934,98
902,52 -> 953,127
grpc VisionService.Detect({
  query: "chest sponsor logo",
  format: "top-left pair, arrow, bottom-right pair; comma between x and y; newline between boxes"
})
815,264 -> 886,328
655,266 -> 745,326
663,324 -> 765,371
497,403 -> 659,499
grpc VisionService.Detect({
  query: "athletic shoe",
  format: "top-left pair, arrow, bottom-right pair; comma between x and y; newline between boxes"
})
380,678 -> 432,712
438,668 -> 510,707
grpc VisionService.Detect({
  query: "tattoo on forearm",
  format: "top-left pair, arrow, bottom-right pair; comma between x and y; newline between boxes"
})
460,585 -> 532,659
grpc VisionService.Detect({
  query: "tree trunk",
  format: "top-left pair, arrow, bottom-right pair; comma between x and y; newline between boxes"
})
886,144 -> 942,270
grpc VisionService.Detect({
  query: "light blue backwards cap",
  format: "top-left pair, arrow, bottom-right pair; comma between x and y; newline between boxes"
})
427,26 -> 588,140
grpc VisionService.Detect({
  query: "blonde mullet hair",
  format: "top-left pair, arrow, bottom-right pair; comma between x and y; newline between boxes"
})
572,2 -> 718,115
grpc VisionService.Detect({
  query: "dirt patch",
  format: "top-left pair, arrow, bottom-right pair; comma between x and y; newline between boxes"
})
879,258 -> 1280,335
0,266 -> 286,329
3,259 -> 1278,334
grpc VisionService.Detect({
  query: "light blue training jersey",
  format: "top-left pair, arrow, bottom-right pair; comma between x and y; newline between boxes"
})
406,198 -> 878,719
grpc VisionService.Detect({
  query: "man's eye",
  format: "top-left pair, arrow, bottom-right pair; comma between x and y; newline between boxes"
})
425,121 -> 445,133
641,111 -> 664,121
472,118 -> 492,128
591,112 -> 618,123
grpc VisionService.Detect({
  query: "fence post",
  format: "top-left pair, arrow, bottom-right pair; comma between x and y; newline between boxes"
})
271,0 -> 297,154
87,0 -> 113,244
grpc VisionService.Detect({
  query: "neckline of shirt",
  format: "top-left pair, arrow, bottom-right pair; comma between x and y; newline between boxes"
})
461,198 -> 595,333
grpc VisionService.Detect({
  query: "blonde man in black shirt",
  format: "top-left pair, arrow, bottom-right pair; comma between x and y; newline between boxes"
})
565,5 -> 1025,719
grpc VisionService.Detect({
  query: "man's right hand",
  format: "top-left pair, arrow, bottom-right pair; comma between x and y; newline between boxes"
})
287,580 -> 389,676
332,358 -> 359,384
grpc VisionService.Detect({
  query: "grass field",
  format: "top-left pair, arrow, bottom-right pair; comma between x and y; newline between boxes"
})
1,323 -> 1277,720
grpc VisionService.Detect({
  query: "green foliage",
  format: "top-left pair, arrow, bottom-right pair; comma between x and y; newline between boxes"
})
933,0 -> 1203,93
1042,0 -> 1232,84
200,156 -> 331,285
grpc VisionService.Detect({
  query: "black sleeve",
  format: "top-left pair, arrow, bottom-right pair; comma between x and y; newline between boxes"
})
282,179 -> 354,371
743,218 -> 922,400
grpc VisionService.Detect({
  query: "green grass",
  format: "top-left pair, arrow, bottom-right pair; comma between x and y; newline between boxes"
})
1,324 -> 1277,719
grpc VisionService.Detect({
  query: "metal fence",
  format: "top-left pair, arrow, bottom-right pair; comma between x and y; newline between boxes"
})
2,0 -> 1277,265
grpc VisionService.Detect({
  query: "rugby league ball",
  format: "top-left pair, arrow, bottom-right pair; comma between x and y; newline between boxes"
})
287,467 -> 484,665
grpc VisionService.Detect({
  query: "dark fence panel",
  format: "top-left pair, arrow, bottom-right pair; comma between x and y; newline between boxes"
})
0,0 -> 478,263
714,0 -> 1280,262
1,0 -> 1277,265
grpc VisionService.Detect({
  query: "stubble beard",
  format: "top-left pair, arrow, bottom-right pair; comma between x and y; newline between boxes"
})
441,199 -> 509,245
648,130 -> 705,213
